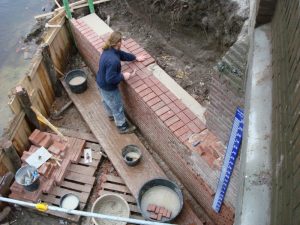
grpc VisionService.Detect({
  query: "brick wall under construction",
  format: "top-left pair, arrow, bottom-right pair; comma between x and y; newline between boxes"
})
70,17 -> 237,225
270,0 -> 300,224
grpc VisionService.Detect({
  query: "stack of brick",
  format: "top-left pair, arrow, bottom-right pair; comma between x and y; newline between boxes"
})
147,204 -> 172,221
70,18 -> 235,225
9,129 -> 85,202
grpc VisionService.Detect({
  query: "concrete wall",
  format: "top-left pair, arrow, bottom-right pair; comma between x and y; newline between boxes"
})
70,15 -> 239,225
271,1 -> 300,224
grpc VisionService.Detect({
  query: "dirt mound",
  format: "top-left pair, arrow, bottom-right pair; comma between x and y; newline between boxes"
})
95,0 -> 247,105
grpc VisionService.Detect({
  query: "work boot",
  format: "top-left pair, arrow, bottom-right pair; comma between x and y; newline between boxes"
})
117,121 -> 136,134
108,116 -> 114,121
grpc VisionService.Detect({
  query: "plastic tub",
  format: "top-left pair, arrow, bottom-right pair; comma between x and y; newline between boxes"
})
137,178 -> 183,222
15,165 -> 39,192
121,145 -> 142,167
91,194 -> 130,225
65,69 -> 87,94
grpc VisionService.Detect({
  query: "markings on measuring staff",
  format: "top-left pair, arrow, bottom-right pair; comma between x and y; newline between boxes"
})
212,107 -> 244,213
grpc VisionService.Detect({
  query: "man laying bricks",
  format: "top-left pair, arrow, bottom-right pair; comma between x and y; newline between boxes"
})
96,31 -> 147,134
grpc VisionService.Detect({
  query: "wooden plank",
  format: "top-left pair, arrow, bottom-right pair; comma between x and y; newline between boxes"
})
63,75 -> 203,224
51,186 -> 89,203
102,183 -> 131,194
60,180 -> 93,193
78,157 -> 99,167
105,174 -> 125,184
65,171 -> 95,185
58,127 -> 98,143
69,164 -> 96,176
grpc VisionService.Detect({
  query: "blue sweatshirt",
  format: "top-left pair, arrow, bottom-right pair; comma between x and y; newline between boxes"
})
96,48 -> 136,91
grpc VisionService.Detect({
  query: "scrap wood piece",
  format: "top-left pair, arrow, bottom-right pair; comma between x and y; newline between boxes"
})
57,127 -> 98,143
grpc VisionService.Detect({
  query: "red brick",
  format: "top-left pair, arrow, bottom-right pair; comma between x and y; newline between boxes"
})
163,209 -> 168,217
38,134 -> 52,148
129,63 -> 139,71
38,163 -> 48,175
123,38 -> 134,45
136,70 -> 150,79
132,47 -> 144,55
155,207 -> 160,214
29,129 -> 45,146
147,204 -> 156,212
157,213 -> 163,221
29,145 -> 39,153
52,140 -> 67,152
193,118 -> 206,131
143,77 -> 155,87
165,91 -> 177,101
131,80 -> 144,89
157,83 -> 168,93
179,130 -> 194,142
164,115 -> 180,127
128,43 -> 140,52
160,94 -> 172,104
134,62 -> 145,70
135,84 -> 148,93
168,102 -> 181,114
174,125 -> 190,137
177,112 -> 191,124
149,76 -> 160,84
147,97 -> 161,107
151,85 -> 163,95
186,121 -> 201,133
21,152 -> 32,162
142,57 -> 155,66
150,213 -> 158,220
166,211 -> 172,219
155,106 -> 170,116
138,88 -> 152,97
127,75 -> 141,85
151,101 -> 165,111
126,40 -> 137,48
143,92 -> 157,102
183,108 -> 197,120
159,207 -> 165,214
169,120 -> 185,132
48,145 -> 61,155
174,99 -> 186,110
160,110 -> 175,122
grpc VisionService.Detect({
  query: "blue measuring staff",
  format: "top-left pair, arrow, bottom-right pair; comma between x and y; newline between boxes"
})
212,107 -> 244,213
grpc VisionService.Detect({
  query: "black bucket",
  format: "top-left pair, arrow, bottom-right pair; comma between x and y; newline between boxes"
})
121,145 -> 142,167
15,165 -> 40,192
137,178 -> 183,222
65,69 -> 87,94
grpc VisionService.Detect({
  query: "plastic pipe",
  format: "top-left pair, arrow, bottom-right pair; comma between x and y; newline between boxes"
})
0,196 -> 175,225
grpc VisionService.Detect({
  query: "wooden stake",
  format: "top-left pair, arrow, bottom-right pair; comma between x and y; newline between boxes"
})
2,140 -> 21,172
16,86 -> 41,130
41,44 -> 62,97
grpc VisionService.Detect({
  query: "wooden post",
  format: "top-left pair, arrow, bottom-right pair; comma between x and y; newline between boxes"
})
2,140 -> 21,172
0,150 -> 15,174
41,44 -> 63,97
16,86 -> 40,130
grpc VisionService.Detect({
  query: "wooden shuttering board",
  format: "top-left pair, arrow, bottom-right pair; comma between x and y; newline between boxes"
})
41,143 -> 102,222
63,75 -> 204,224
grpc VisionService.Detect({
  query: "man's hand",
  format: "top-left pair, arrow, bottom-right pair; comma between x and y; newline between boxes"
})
136,54 -> 148,62
123,69 -> 137,80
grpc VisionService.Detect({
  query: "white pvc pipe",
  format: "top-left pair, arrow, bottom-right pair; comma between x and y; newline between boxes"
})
0,197 -> 175,225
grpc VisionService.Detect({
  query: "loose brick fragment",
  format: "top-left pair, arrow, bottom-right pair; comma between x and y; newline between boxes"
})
52,140 -> 67,152
155,206 -> 160,214
147,204 -> 156,212
150,213 -> 158,220
166,211 -> 172,219
157,213 -> 163,221
159,207 -> 165,214
48,145 -> 61,155
29,129 -> 46,146
38,134 -> 52,148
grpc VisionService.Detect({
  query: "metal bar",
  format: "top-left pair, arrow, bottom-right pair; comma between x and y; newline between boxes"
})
63,0 -> 72,19
88,0 -> 95,13
0,197 -> 175,225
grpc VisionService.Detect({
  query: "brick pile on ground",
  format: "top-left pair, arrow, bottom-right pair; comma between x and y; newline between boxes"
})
9,129 -> 85,202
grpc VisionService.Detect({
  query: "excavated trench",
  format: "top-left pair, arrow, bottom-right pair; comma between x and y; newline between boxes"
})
93,0 -> 246,105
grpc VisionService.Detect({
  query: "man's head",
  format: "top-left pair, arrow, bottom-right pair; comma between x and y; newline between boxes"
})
103,31 -> 122,50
